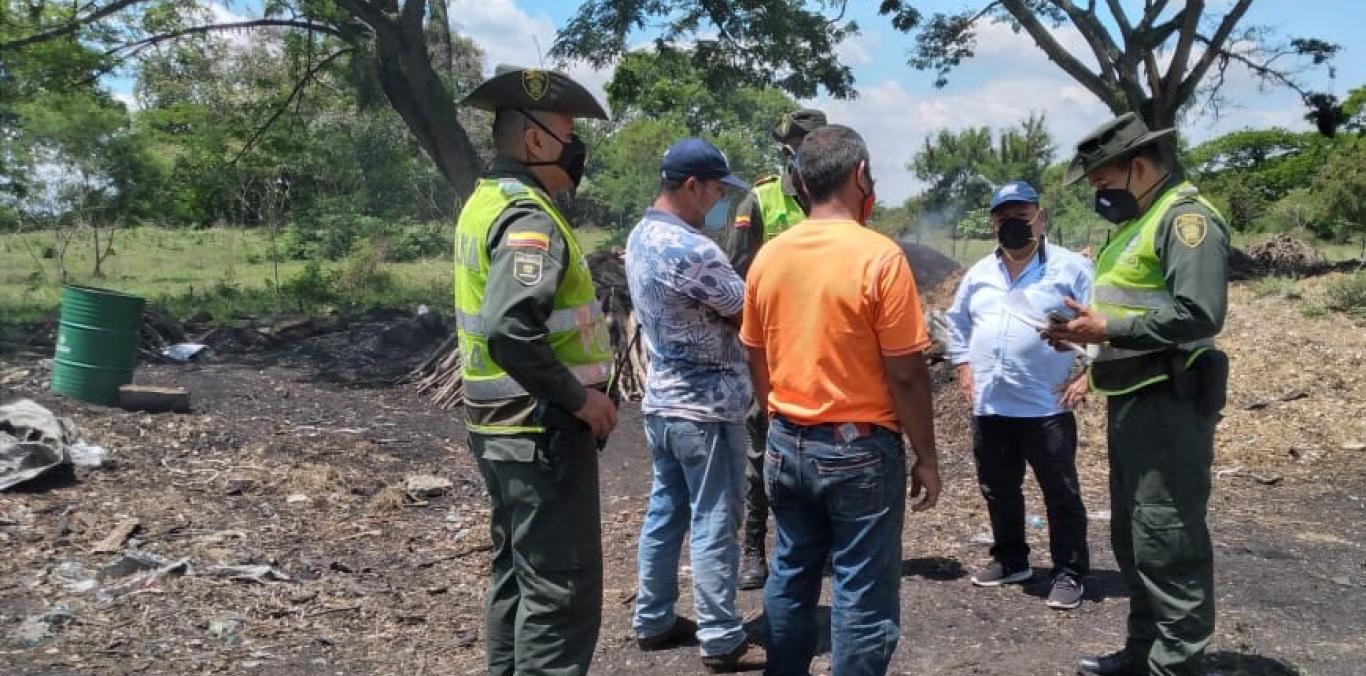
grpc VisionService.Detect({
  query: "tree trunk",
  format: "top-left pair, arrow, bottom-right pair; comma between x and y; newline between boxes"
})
369,10 -> 482,201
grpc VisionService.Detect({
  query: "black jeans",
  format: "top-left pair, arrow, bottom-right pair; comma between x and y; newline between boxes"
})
972,413 -> 1089,578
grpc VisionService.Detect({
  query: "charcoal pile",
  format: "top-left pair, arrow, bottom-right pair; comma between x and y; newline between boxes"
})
138,306 -> 188,361
1247,235 -> 1329,278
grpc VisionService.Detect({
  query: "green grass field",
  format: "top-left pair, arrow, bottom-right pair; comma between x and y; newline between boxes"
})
1,224 -> 1355,326
0,226 -> 615,326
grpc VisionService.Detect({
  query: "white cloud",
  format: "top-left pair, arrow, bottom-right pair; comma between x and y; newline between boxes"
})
448,0 -> 614,112
813,73 -> 1111,204
837,31 -> 880,66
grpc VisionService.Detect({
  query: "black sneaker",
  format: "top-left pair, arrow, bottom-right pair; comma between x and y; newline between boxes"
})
970,561 -> 1032,587
1047,573 -> 1084,610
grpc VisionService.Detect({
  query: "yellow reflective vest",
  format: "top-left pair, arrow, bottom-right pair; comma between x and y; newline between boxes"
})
753,176 -> 806,241
453,178 -> 612,434
1090,181 -> 1221,395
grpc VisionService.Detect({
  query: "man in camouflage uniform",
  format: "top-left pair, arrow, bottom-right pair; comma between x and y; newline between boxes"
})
454,66 -> 618,676
1045,113 -> 1230,676
724,108 -> 827,590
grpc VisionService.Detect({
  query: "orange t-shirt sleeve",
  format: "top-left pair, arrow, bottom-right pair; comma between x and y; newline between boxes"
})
870,249 -> 931,356
740,271 -> 764,348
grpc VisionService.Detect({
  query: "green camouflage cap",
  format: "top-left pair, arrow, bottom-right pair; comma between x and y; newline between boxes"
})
771,108 -> 828,144
1063,112 -> 1175,185
460,65 -> 609,119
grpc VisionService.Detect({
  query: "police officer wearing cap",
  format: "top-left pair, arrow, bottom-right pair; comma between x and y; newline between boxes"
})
724,107 -> 826,590
1043,113 -> 1231,676
454,65 -> 617,676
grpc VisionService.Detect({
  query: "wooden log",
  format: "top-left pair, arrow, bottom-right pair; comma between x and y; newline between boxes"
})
92,518 -> 141,554
118,385 -> 191,413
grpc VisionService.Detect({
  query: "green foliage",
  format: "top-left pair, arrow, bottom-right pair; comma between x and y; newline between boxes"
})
1299,302 -> 1328,319
1252,277 -> 1303,300
1325,272 -> 1366,317
280,259 -> 337,306
910,113 -> 1054,220
552,2 -> 858,100
380,224 -> 453,263
956,208 -> 992,240
1310,137 -> 1366,243
1187,128 -> 1333,231
581,51 -> 799,230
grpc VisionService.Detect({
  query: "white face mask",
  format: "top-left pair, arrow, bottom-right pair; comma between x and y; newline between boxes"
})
703,192 -> 734,232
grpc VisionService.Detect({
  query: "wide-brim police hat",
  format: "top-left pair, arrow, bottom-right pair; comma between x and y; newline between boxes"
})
1064,112 -> 1175,185
460,65 -> 609,119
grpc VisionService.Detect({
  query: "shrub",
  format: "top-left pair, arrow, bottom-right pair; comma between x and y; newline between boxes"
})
338,247 -> 395,296
281,260 -> 337,305
1325,271 -> 1366,317
1252,276 -> 1302,300
382,223 -> 452,262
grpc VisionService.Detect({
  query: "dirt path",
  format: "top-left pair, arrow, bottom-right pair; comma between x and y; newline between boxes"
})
2,280 -> 1364,675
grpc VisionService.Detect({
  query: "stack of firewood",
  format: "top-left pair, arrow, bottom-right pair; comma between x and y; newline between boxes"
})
406,333 -> 464,410
407,248 -> 648,409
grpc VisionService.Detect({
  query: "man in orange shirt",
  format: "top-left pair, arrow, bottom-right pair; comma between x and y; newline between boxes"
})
740,125 -> 940,675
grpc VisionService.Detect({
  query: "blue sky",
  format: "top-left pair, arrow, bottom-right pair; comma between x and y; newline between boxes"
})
117,1 -> 1366,202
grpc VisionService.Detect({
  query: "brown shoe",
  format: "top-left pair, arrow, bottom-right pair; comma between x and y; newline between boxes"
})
701,642 -> 767,673
636,616 -> 697,651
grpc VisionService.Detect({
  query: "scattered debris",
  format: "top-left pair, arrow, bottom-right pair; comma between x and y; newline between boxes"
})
162,343 -> 209,362
1214,465 -> 1284,485
118,385 -> 191,413
968,531 -> 995,546
96,558 -> 189,603
0,399 -> 79,490
1343,441 -> 1365,452
92,518 -> 141,554
52,561 -> 99,593
68,440 -> 110,467
11,603 -> 73,647
99,551 -> 166,581
200,564 -> 292,584
404,474 -> 453,498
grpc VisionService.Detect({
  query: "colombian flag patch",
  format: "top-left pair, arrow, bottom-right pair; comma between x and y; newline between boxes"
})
734,216 -> 752,229
507,231 -> 550,251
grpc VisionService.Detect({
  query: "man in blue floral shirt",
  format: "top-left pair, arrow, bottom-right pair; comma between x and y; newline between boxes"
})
624,138 -> 764,672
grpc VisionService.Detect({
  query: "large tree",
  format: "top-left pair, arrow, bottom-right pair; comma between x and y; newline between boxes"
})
555,1 -> 1344,135
911,113 -> 1054,216
1,0 -> 487,198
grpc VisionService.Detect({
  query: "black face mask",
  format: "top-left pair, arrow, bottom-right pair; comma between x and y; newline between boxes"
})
1094,162 -> 1167,225
997,217 -> 1035,250
520,110 -> 588,190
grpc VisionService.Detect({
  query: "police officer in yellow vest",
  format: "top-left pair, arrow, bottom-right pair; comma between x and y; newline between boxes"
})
455,65 -> 618,676
1044,113 -> 1230,676
724,108 -> 826,590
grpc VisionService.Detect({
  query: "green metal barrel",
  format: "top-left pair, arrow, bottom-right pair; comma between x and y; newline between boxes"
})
51,285 -> 145,406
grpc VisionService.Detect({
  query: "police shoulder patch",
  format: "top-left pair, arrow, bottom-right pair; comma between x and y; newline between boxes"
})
512,251 -> 544,286
1173,212 -> 1208,248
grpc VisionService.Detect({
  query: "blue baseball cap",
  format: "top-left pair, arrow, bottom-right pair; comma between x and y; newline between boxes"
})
989,180 -> 1040,212
660,138 -> 749,190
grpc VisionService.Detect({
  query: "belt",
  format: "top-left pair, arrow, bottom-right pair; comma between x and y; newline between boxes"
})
772,414 -> 881,443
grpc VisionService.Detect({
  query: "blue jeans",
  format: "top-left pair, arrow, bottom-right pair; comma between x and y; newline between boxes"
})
634,415 -> 747,656
763,415 -> 907,676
